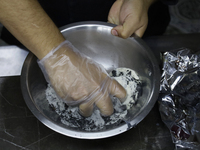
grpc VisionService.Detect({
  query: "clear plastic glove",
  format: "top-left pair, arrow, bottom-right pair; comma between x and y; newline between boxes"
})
108,0 -> 155,38
38,41 -> 127,117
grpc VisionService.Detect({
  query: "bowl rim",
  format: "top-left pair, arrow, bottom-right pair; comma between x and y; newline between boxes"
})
21,21 -> 161,139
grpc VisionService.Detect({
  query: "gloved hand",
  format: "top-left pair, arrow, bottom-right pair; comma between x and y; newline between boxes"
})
108,0 -> 156,38
38,41 -> 127,117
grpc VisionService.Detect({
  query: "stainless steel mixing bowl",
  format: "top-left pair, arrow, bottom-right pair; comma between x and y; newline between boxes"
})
21,21 -> 160,139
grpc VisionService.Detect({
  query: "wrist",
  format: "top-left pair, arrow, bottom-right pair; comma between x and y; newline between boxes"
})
36,35 -> 66,60
40,40 -> 82,69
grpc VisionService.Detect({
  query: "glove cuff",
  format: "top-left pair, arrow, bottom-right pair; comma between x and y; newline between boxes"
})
38,40 -> 73,64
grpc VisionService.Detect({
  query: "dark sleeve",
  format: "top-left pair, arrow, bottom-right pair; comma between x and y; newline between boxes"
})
160,0 -> 178,5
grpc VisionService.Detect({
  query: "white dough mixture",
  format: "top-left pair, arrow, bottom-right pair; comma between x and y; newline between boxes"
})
46,68 -> 142,131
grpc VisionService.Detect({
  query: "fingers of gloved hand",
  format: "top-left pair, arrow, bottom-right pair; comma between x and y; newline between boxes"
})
109,78 -> 127,103
78,82 -> 114,117
101,76 -> 127,101
95,92 -> 114,117
79,101 -> 94,117
92,77 -> 126,116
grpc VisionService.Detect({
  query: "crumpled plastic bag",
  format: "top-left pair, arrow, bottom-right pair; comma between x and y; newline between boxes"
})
159,48 -> 200,149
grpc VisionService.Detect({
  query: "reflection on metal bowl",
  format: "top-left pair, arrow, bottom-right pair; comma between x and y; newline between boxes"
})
21,21 -> 160,139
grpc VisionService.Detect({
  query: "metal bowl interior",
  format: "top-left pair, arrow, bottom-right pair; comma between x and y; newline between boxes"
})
21,21 -> 160,139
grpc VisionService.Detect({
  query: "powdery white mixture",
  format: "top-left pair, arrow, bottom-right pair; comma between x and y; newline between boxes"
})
46,68 -> 141,131
109,68 -> 141,110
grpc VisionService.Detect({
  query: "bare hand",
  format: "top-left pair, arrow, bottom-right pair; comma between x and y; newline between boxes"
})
108,0 -> 155,38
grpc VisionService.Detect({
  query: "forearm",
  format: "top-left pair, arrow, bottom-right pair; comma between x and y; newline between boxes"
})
0,0 -> 65,60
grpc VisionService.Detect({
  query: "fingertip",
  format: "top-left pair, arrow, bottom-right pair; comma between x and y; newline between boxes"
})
113,26 -> 130,39
79,102 -> 94,117
117,86 -> 127,103
100,106 -> 114,117
95,95 -> 114,117
110,79 -> 127,102
120,86 -> 127,99
111,29 -> 118,36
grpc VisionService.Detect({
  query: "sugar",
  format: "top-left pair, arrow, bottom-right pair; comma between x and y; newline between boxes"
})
45,68 -> 141,131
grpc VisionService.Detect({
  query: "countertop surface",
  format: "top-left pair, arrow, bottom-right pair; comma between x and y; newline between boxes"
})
1,33 -> 200,150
